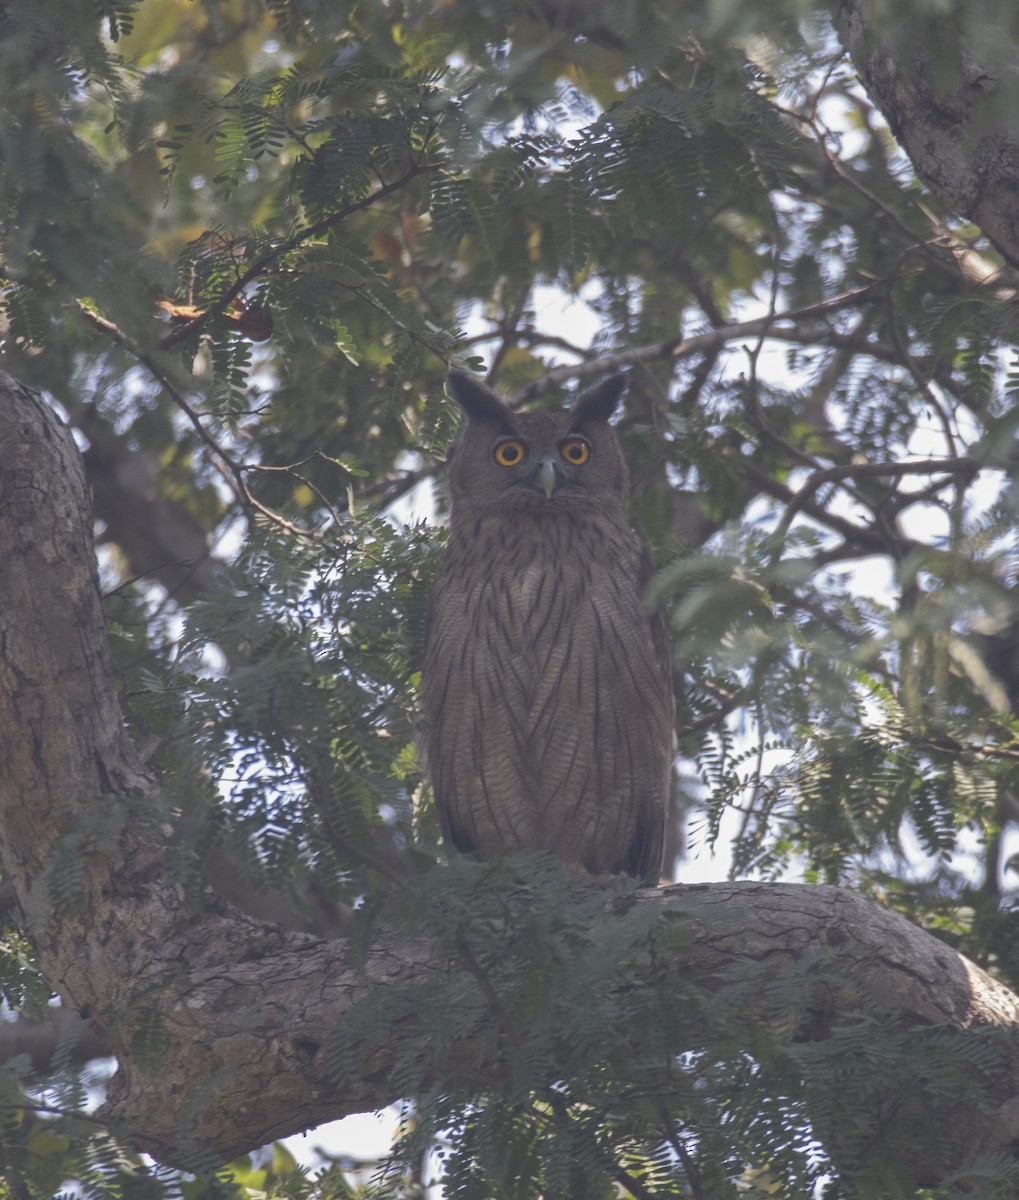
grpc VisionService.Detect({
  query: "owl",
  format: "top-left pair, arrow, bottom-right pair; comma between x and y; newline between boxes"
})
421,370 -> 674,880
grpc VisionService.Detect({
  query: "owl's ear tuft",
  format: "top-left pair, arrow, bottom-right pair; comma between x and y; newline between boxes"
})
447,371 -> 516,431
570,374 -> 627,428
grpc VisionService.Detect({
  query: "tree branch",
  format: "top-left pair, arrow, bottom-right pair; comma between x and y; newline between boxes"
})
2,370 -> 1019,1186
156,161 -> 442,351
510,282 -> 889,402
837,1 -> 1019,270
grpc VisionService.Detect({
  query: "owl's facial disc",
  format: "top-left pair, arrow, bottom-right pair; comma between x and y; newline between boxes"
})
490,430 -> 594,498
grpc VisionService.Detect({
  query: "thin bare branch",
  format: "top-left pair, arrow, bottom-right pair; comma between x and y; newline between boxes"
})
157,160 -> 443,351
510,281 -> 890,402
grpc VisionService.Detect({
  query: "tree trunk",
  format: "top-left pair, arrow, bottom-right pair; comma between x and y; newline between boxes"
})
837,1 -> 1019,271
1,370 -> 1018,1182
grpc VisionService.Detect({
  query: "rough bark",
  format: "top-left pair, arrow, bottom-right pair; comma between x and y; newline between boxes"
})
837,1 -> 1019,270
2,369 -> 1019,1181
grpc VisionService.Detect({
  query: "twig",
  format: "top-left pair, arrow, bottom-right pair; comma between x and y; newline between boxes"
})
768,455 -> 987,555
355,462 -> 438,510
157,158 -> 442,350
245,453 -> 349,527
677,688 -> 748,738
77,304 -> 323,539
487,286 -> 531,382
541,1088 -> 663,1200
778,98 -> 934,254
454,930 -> 522,1052
739,459 -> 904,558
656,1103 -> 707,1200
78,305 -> 243,502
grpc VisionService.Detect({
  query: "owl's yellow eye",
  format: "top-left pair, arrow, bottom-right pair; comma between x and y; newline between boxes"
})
493,438 -> 526,467
560,437 -> 591,466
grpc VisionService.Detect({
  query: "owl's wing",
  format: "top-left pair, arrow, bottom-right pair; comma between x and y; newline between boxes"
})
628,546 -> 674,880
421,548 -> 488,856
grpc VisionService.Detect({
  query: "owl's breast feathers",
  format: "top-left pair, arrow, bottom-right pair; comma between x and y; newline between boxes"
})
422,497 -> 674,880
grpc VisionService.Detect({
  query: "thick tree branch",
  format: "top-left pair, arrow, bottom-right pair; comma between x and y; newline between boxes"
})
2,371 -> 1019,1185
0,1009 -> 109,1074
837,1 -> 1019,270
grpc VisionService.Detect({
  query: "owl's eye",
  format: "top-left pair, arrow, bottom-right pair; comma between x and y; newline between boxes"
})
559,437 -> 591,466
493,438 -> 527,467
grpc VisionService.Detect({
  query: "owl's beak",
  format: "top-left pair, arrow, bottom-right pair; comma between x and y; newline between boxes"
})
536,456 -> 558,499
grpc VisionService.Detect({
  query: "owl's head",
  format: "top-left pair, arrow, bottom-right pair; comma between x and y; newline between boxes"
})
444,371 -> 629,516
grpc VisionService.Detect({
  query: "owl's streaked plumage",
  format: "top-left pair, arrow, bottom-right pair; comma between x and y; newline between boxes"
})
421,371 -> 674,880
